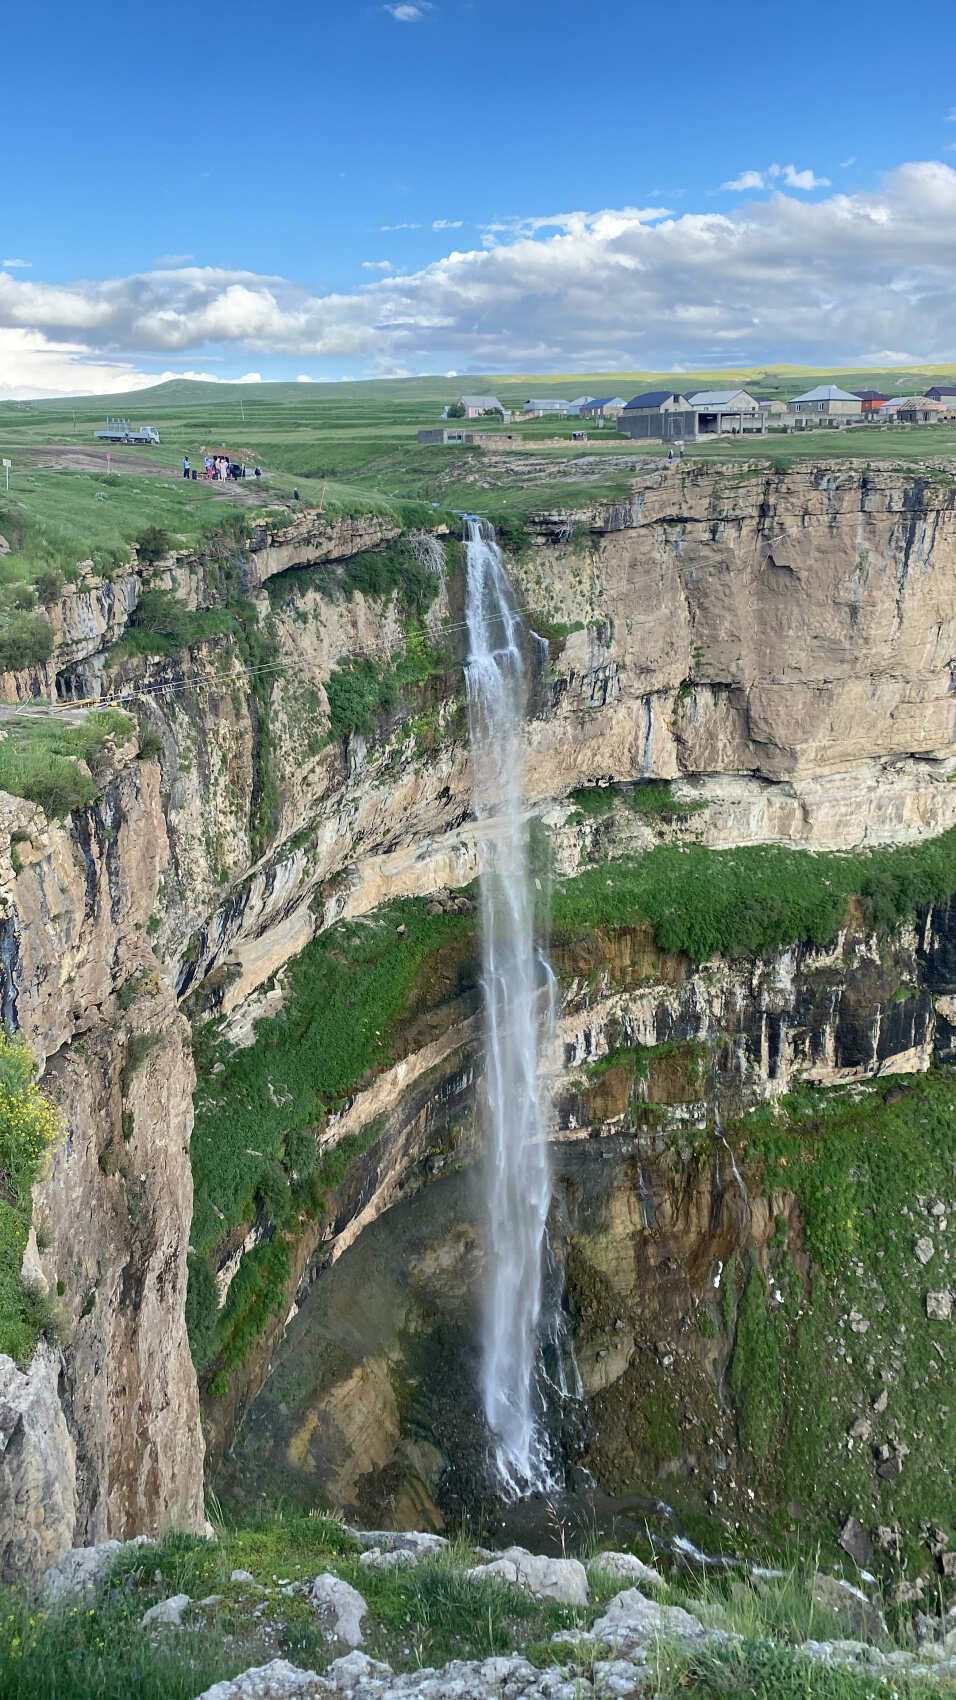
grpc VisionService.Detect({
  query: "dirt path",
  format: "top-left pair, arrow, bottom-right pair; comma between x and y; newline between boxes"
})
0,442 -> 268,500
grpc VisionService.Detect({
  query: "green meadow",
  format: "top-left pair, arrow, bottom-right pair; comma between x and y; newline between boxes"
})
1,366 -> 955,601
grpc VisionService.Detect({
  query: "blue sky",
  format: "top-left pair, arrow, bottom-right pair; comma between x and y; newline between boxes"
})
2,0 -> 956,393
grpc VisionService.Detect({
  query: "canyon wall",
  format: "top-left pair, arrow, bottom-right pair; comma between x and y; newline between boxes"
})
1,463 -> 955,1580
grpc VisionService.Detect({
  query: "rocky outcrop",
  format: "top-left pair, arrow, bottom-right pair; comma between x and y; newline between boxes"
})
0,1346 -> 76,1583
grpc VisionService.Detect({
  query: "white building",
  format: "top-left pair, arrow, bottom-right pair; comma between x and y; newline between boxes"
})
687,388 -> 764,434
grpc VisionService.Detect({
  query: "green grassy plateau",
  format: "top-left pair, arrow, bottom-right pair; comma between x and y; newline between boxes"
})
2,368 -> 955,608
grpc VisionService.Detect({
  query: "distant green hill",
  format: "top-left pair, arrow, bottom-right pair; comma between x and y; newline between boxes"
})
17,362 -> 956,413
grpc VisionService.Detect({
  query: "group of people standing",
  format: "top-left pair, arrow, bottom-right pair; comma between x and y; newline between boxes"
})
182,454 -> 261,481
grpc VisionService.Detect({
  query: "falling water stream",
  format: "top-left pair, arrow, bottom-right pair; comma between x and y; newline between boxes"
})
463,518 -> 559,1495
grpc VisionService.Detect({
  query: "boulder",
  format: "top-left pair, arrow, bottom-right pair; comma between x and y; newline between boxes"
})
353,1530 -> 447,1556
358,1547 -> 417,1571
811,1573 -> 885,1640
42,1534 -> 151,1600
590,1552 -> 664,1590
141,1592 -> 190,1628
308,1573 -> 367,1647
194,1661 -> 331,1699
592,1587 -> 708,1651
324,1651 -> 393,1691
914,1236 -> 935,1265
926,1291 -> 953,1321
466,1546 -> 589,1607
838,1517 -> 874,1569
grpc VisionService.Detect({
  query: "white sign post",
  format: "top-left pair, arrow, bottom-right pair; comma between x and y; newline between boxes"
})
1,458 -> 10,492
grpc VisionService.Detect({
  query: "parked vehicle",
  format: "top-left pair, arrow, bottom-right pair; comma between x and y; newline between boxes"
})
94,417 -> 161,445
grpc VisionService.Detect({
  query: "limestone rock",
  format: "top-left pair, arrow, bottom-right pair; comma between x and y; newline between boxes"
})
590,1551 -> 664,1590
358,1547 -> 417,1571
42,1534 -> 151,1600
810,1573 -> 885,1641
308,1573 -> 367,1646
467,1546 -> 589,1606
194,1661 -> 332,1700
838,1517 -> 874,1569
592,1586 -> 708,1650
0,1347 -> 76,1585
353,1530 -> 447,1556
915,1236 -> 936,1265
231,1568 -> 258,1584
324,1651 -> 393,1691
141,1592 -> 190,1627
927,1291 -> 953,1321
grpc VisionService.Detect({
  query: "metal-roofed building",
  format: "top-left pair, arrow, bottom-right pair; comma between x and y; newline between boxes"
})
788,384 -> 862,417
687,388 -> 764,434
456,394 -> 507,418
617,390 -> 697,441
578,396 -> 626,420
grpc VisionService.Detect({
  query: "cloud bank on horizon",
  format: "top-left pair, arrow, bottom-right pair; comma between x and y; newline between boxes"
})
3,160 -> 956,398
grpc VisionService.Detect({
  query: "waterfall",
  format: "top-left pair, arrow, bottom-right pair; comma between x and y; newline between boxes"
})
463,517 -> 557,1496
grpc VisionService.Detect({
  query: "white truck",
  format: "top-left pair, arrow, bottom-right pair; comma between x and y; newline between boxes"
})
94,418 -> 161,445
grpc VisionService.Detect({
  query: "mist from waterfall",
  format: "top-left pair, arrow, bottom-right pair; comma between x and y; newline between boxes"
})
463,517 -> 557,1496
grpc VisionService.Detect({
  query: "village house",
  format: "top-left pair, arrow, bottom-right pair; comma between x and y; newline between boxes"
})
924,385 -> 956,402
521,398 -> 572,417
578,396 -> 626,421
788,384 -> 862,418
455,394 -> 508,419
687,388 -> 764,434
853,390 -> 888,414
616,390 -> 698,441
883,396 -> 950,424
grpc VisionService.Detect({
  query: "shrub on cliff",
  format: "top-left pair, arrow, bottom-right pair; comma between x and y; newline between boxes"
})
0,1036 -> 60,1363
0,610 -> 54,672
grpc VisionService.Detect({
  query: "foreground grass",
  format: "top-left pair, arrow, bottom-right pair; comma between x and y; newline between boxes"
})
0,1518 -> 950,1700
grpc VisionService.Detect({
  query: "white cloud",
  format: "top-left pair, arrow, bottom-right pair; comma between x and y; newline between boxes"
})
2,257 -> 31,269
4,163 -> 956,389
157,252 -> 194,266
840,155 -> 857,168
720,170 -> 766,190
433,218 -> 463,230
362,259 -> 394,271
779,163 -> 831,189
720,163 -> 830,192
381,221 -> 422,230
384,2 -> 429,18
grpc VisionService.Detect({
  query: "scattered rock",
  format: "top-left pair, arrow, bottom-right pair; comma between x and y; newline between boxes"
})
811,1573 -> 885,1641
848,1311 -> 869,1335
926,1291 -> 953,1321
231,1568 -> 258,1585
875,1525 -> 902,1556
466,1546 -> 589,1607
890,1577 -> 926,1607
838,1517 -> 874,1569
352,1530 -> 446,1556
848,1417 -> 872,1442
0,535 -> 9,556
915,1237 -> 936,1265
590,1551 -> 664,1590
194,1660 -> 330,1699
592,1586 -> 708,1651
873,1388 -> 889,1414
41,1535 -> 151,1600
324,1652 -> 393,1692
942,1553 -> 956,1578
358,1547 -> 417,1572
141,1592 -> 191,1628
308,1573 -> 367,1647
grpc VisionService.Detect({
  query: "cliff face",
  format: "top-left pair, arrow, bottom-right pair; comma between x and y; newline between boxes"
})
1,464 -> 955,1580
